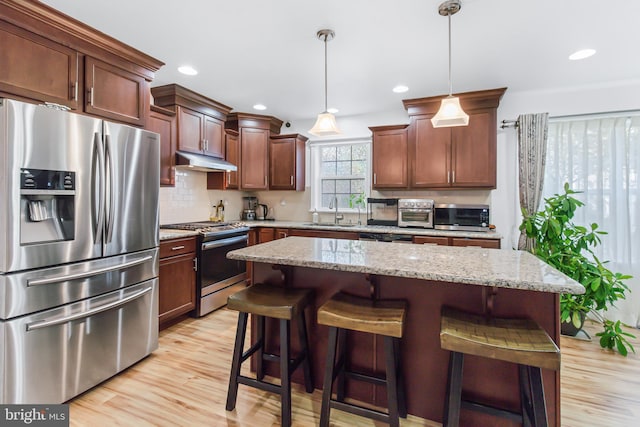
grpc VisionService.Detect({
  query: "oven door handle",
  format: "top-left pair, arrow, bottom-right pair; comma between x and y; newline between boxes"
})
201,235 -> 248,251
26,286 -> 152,331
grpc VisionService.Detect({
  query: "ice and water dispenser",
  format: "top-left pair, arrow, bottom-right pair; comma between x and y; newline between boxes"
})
20,168 -> 75,244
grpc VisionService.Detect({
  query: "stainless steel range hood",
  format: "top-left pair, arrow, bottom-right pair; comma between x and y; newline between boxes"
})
175,150 -> 237,172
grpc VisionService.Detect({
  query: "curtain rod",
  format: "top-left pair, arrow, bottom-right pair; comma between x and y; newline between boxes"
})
501,109 -> 640,129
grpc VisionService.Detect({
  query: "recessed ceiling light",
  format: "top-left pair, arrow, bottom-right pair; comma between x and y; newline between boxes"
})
327,107 -> 339,114
569,49 -> 596,61
393,85 -> 409,93
253,104 -> 267,111
177,65 -> 198,76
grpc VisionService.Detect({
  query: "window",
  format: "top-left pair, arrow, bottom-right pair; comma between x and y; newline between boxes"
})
543,113 -> 640,325
309,139 -> 370,211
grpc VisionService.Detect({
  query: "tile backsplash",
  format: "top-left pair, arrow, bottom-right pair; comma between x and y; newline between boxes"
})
159,170 -> 245,225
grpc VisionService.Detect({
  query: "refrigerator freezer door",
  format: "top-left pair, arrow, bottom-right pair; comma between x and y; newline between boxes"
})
103,121 -> 160,257
0,99 -> 103,273
1,279 -> 158,404
0,248 -> 158,320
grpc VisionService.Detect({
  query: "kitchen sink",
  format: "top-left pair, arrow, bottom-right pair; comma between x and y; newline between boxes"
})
302,222 -> 357,227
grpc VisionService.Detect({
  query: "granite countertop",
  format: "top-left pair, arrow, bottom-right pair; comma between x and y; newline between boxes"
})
160,220 -> 502,241
159,229 -> 200,240
240,220 -> 503,240
227,236 -> 584,294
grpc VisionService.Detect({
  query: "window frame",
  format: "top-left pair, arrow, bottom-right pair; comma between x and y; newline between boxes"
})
308,137 -> 371,213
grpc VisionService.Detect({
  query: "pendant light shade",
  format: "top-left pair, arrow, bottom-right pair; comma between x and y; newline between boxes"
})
431,0 -> 469,128
309,29 -> 341,137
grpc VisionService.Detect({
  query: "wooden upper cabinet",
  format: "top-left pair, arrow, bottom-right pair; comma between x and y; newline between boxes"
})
411,117 -> 450,187
269,134 -> 307,191
203,115 -> 224,158
241,127 -> 270,190
451,111 -> 496,187
147,105 -> 176,186
0,21 -> 79,110
370,125 -> 409,189
403,88 -> 506,190
225,112 -> 283,191
85,56 -> 146,126
177,106 -> 204,154
0,1 -> 163,124
151,84 -> 232,159
225,130 -> 240,189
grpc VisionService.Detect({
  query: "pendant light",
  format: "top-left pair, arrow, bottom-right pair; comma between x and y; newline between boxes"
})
431,0 -> 469,128
309,29 -> 342,137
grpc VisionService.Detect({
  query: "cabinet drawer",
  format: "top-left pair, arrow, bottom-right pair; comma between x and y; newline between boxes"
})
160,237 -> 197,258
451,237 -> 500,249
413,236 -> 450,246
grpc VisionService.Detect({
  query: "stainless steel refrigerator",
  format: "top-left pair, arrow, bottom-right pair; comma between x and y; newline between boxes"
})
0,98 -> 160,404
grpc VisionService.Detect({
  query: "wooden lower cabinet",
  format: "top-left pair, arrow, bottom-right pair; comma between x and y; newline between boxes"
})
451,237 -> 501,249
413,235 -> 500,249
159,237 -> 197,328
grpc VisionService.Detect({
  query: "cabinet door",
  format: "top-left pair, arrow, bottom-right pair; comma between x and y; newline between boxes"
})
225,131 -> 239,189
451,237 -> 500,249
270,137 -> 296,190
203,115 -> 224,158
372,128 -> 408,188
258,228 -> 275,243
451,111 -> 496,188
148,109 -> 176,186
177,106 -> 204,154
413,236 -> 450,245
159,252 -> 196,326
411,116 -> 451,188
0,22 -> 79,110
85,57 -> 146,126
240,128 -> 269,190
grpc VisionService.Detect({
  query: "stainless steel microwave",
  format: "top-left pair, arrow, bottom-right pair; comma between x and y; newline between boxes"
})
434,204 -> 490,232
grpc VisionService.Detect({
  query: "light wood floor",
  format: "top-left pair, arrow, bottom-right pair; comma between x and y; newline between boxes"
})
68,310 -> 640,426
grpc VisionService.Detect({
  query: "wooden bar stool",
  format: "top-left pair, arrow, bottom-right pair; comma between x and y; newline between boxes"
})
440,306 -> 560,427
225,283 -> 314,427
317,292 -> 408,427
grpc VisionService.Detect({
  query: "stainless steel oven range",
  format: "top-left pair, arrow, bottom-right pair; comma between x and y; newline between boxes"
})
161,222 -> 249,316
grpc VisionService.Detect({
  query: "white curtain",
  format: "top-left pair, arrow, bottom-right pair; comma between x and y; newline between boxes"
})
544,114 -> 640,327
517,113 -> 549,251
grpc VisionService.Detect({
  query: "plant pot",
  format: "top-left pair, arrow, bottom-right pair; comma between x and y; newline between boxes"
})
561,312 -> 586,337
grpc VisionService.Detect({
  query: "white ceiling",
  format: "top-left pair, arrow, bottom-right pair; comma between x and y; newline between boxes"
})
42,0 -> 640,124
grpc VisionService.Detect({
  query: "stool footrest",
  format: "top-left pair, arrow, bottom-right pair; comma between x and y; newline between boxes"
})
462,400 -> 523,424
237,375 -> 281,395
241,340 -> 263,364
331,400 -> 391,424
346,370 -> 386,387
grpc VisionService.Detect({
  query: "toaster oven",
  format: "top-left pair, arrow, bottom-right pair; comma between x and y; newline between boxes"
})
397,198 -> 434,228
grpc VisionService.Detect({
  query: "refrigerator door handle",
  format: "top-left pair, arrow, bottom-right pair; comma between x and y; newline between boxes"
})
93,131 -> 106,245
26,255 -> 153,287
105,132 -> 115,244
26,286 -> 152,331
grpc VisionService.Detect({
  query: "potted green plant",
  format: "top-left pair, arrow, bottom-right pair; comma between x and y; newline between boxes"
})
520,183 -> 635,355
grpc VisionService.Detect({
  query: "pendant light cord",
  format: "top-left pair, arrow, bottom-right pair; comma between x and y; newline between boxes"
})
324,34 -> 328,112
448,11 -> 452,97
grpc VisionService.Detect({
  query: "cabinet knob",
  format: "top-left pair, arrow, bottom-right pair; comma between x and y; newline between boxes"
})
87,87 -> 94,106
373,173 -> 377,185
290,175 -> 294,186
171,245 -> 185,251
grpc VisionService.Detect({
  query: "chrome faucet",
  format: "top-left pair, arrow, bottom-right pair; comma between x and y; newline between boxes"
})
329,196 -> 344,224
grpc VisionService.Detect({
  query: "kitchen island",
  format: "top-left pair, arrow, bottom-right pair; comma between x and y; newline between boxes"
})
227,237 -> 583,427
